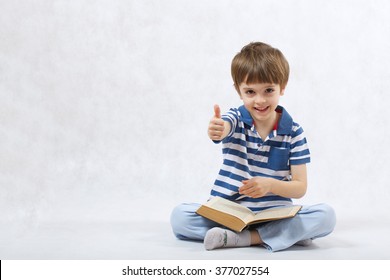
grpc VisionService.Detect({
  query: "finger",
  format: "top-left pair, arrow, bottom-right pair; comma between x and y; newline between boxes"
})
212,119 -> 225,128
242,186 -> 262,198
239,183 -> 251,193
210,135 -> 223,141
209,123 -> 224,131
214,104 -> 221,118
241,179 -> 253,187
239,179 -> 255,192
239,187 -> 254,196
208,125 -> 223,136
209,131 -> 223,138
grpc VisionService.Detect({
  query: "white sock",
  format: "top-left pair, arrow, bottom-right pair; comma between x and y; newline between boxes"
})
295,239 -> 313,246
204,227 -> 251,250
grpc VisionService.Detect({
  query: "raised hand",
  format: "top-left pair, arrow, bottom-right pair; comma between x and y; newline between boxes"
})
208,104 -> 226,141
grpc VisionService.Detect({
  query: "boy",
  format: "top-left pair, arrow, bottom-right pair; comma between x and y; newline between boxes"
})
170,42 -> 336,252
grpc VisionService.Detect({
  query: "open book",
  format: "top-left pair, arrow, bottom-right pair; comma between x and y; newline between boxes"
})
196,196 -> 302,232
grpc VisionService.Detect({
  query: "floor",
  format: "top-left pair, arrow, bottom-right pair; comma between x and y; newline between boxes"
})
1,216 -> 389,260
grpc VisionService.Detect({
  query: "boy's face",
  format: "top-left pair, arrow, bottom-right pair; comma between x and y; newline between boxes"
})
238,82 -> 284,125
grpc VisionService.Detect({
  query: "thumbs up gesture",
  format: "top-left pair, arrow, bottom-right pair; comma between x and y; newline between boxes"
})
208,105 -> 228,141
213,104 -> 222,119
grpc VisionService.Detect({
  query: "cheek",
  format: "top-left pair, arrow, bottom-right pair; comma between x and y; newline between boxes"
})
241,98 -> 253,106
270,95 -> 280,103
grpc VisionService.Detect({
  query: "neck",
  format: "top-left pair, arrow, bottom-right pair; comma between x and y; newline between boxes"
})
254,111 -> 279,140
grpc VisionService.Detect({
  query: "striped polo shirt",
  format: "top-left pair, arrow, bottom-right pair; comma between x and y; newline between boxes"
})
210,105 -> 310,211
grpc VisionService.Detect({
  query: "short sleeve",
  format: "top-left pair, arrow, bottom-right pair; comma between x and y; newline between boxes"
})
289,125 -> 311,165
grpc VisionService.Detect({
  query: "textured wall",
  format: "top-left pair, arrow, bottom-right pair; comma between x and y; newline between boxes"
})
1,0 -> 389,225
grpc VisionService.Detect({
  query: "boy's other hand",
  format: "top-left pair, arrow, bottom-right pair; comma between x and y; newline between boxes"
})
239,178 -> 273,198
208,104 -> 225,141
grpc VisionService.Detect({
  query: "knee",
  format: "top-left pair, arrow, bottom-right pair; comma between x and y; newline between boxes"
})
170,203 -> 194,239
170,204 -> 185,233
314,203 -> 336,234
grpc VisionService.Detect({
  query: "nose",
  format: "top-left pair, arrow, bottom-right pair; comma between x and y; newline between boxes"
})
254,93 -> 266,104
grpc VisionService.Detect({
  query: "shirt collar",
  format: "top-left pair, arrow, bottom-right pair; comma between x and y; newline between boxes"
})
238,105 -> 293,135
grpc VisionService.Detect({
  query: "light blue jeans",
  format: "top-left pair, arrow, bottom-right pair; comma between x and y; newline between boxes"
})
170,203 -> 336,252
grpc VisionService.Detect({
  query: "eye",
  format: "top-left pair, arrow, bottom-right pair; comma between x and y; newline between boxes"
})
265,88 -> 275,94
245,89 -> 255,95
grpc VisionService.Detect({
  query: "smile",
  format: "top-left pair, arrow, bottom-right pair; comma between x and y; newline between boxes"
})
254,106 -> 269,113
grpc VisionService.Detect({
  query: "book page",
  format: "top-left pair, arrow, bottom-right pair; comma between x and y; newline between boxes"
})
253,205 -> 301,221
206,197 -> 254,221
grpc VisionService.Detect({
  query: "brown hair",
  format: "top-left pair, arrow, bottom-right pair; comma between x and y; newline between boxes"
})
231,42 -> 289,92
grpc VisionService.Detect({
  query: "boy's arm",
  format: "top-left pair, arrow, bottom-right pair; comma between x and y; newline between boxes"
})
239,164 -> 308,199
208,104 -> 231,141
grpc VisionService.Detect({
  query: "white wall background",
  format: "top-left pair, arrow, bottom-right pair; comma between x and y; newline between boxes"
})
1,0 -> 389,227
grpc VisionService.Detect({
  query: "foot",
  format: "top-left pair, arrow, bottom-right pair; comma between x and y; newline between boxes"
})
295,239 -> 313,246
204,227 -> 251,250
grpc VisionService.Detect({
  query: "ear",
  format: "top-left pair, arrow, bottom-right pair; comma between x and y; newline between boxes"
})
280,87 -> 286,96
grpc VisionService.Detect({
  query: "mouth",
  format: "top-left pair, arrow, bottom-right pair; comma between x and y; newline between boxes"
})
254,106 -> 270,113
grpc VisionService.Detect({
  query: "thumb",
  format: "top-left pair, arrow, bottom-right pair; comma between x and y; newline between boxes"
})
214,104 -> 221,118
